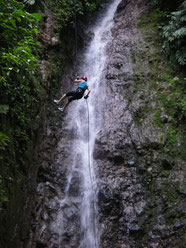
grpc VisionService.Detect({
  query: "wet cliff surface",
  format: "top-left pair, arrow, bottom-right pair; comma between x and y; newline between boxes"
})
96,0 -> 186,247
25,0 -> 186,248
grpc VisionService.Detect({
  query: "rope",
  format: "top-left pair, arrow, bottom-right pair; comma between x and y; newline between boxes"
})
86,99 -> 98,248
86,100 -> 93,190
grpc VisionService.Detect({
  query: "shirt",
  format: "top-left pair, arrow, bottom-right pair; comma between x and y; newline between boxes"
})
79,81 -> 88,90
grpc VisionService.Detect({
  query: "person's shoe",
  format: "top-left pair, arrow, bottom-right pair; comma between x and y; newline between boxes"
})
58,107 -> 64,112
54,99 -> 59,104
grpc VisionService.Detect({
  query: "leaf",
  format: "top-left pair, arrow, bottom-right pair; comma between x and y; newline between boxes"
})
1,196 -> 9,202
14,9 -> 25,18
31,13 -> 42,21
16,16 -> 21,22
173,27 -> 186,38
0,132 -> 9,148
0,105 -> 9,114
176,49 -> 186,65
180,15 -> 186,22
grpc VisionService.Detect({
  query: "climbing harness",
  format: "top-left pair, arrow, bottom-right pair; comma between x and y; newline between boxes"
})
86,99 -> 98,248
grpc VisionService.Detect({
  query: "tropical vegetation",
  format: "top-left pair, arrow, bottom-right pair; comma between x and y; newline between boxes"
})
149,0 -> 186,66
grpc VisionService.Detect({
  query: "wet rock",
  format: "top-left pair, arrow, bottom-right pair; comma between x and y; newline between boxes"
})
68,171 -> 83,197
97,0 -> 186,247
98,183 -> 122,216
160,155 -> 174,170
24,0 -> 186,248
116,0 -> 130,14
36,241 -> 48,248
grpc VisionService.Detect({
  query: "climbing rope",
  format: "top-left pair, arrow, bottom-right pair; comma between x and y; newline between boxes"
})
86,99 -> 98,248
86,99 -> 93,190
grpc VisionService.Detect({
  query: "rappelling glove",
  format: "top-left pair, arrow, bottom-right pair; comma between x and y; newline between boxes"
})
84,95 -> 89,99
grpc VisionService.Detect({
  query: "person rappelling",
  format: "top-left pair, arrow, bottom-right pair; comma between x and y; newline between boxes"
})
54,76 -> 91,112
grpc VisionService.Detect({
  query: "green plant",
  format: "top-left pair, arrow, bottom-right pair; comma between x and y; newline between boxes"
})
0,0 -> 42,205
154,109 -> 164,127
48,0 -> 105,30
148,0 -> 186,66
0,132 -> 10,155
162,1 -> 186,65
166,129 -> 178,148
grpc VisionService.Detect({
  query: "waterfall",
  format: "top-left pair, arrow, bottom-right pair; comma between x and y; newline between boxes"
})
59,0 -> 121,247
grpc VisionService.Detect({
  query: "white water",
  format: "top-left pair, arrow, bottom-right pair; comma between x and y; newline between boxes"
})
60,0 -> 121,247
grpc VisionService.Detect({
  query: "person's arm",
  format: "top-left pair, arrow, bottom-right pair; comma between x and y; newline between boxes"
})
75,79 -> 83,83
87,86 -> 91,96
84,86 -> 91,99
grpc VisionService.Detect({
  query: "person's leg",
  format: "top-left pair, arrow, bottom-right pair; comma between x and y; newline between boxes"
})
59,90 -> 77,103
63,99 -> 70,110
61,94 -> 78,111
58,91 -> 82,111
56,90 -> 78,105
58,93 -> 67,103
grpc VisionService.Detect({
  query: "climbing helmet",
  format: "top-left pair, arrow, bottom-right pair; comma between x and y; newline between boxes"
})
81,76 -> 87,81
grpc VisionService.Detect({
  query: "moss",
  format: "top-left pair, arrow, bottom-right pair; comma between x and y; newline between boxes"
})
159,170 -> 171,177
134,5 -> 186,160
162,182 -> 180,204
166,128 -> 177,145
153,109 -> 163,127
138,9 -> 166,30
133,104 -> 151,126
141,173 -> 153,190
130,6 -> 186,246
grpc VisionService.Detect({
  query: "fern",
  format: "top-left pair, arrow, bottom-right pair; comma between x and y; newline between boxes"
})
173,27 -> 186,38
162,1 -> 186,65
0,105 -> 9,114
176,47 -> 186,65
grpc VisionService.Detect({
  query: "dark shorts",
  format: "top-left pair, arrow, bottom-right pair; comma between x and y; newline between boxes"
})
66,87 -> 84,102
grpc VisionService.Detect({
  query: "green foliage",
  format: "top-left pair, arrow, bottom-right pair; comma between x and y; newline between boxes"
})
0,132 -> 10,153
154,72 -> 186,127
162,1 -> 186,65
48,0 -> 104,29
154,109 -> 164,128
0,1 -> 41,74
148,0 -> 186,66
85,0 -> 97,12
0,0 -> 41,120
166,129 -> 177,145
0,0 -> 42,205
0,105 -> 9,114
48,0 -> 84,28
138,8 -> 186,158
138,9 -> 167,29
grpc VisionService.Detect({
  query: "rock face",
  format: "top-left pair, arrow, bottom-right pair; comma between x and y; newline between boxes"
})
25,0 -> 186,248
95,0 -> 186,247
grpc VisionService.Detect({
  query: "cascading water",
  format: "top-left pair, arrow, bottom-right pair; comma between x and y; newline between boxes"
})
73,1 -> 122,247
69,0 -> 121,247
56,1 -> 121,247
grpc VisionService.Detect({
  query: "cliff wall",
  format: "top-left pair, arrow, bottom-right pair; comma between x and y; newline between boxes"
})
4,0 -> 185,247
97,0 -> 186,247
